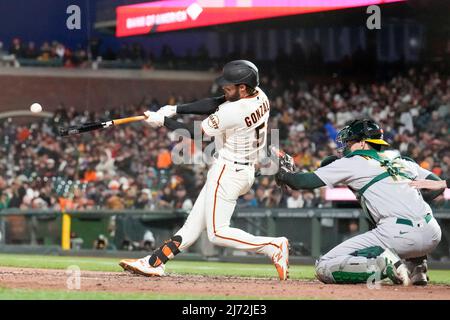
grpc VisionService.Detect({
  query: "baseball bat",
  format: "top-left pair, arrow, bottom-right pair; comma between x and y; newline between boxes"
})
58,115 -> 148,137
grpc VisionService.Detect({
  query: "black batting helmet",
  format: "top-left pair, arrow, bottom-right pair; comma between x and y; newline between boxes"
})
215,60 -> 259,89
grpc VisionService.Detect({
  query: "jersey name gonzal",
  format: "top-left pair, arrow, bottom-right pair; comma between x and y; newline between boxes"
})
201,87 -> 270,164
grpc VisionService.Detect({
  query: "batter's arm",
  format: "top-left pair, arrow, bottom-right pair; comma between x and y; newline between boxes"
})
177,96 -> 226,115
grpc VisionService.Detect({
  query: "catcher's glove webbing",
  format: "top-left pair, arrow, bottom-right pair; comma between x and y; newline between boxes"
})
270,145 -> 295,189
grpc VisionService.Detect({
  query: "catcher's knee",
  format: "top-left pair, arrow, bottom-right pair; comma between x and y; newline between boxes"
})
315,259 -> 335,284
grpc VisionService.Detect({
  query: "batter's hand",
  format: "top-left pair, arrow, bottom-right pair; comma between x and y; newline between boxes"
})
157,105 -> 177,118
144,111 -> 164,128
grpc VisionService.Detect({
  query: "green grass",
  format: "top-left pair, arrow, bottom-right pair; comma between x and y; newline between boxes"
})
0,287 -> 275,300
0,253 -> 317,280
427,270 -> 450,285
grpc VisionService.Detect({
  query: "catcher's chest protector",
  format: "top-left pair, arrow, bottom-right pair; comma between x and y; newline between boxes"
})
345,149 -> 415,198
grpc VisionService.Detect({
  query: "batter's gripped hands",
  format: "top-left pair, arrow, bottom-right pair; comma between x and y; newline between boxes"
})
144,111 -> 164,128
157,105 -> 177,118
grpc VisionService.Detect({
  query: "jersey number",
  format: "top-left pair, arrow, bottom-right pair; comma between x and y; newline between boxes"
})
255,123 -> 266,148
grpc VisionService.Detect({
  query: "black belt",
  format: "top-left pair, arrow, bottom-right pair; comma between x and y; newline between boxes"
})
234,161 -> 251,166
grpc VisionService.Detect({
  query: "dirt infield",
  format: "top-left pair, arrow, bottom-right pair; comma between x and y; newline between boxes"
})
1,267 -> 450,299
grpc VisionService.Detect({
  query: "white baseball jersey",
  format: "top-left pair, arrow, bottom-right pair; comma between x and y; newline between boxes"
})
315,152 -> 433,223
172,87 -> 286,270
201,87 -> 269,164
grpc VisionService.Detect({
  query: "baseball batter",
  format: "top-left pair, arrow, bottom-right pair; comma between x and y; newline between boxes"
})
275,119 -> 444,285
119,60 -> 289,280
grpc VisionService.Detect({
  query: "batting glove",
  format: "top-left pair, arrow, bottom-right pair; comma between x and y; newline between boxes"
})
144,111 -> 165,128
157,105 -> 177,118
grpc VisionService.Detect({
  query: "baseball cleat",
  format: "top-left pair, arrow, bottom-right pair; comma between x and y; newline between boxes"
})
410,263 -> 428,286
405,257 -> 429,286
272,237 -> 289,281
119,256 -> 165,277
379,248 -> 410,286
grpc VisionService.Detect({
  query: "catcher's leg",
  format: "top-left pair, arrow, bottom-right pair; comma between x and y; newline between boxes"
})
204,163 -> 289,280
315,228 -> 410,285
392,217 -> 441,286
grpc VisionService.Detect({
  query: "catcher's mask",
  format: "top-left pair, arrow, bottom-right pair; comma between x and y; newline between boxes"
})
336,119 -> 389,155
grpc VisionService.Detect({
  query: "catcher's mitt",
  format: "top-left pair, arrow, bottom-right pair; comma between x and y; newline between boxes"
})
269,145 -> 296,189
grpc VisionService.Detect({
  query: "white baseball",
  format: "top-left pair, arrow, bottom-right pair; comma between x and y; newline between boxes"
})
30,103 -> 42,113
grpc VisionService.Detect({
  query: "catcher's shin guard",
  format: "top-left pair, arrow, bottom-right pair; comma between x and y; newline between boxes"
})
148,235 -> 182,267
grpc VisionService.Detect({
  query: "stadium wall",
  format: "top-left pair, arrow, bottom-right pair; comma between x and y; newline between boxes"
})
0,68 -> 216,112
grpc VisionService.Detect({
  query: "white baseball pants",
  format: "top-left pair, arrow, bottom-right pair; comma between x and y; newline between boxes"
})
175,159 -> 283,257
315,216 -> 441,283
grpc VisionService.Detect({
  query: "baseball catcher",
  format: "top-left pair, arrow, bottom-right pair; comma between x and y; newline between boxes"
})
274,119 -> 444,285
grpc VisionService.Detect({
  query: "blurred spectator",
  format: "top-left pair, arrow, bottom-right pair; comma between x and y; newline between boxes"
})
135,188 -> 156,210
255,186 -> 268,208
157,148 -> 172,170
0,41 -> 6,58
105,180 -> 124,210
159,185 -> 174,209
173,186 -> 193,211
93,234 -> 108,250
266,189 -> 285,208
141,230 -> 156,251
9,38 -> 23,57
70,231 -> 84,250
0,189 -> 10,209
303,190 -> 320,208
237,189 -> 258,208
24,42 -> 38,59
342,219 -> 360,241
287,190 -> 304,208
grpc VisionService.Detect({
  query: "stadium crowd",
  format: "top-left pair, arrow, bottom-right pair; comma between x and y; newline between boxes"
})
0,67 -> 449,212
0,37 -> 200,70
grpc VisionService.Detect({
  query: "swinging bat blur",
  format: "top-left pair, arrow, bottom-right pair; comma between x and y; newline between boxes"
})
58,115 -> 148,137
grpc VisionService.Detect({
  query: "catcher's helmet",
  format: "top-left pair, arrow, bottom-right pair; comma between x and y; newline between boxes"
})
336,119 -> 389,150
215,60 -> 259,89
